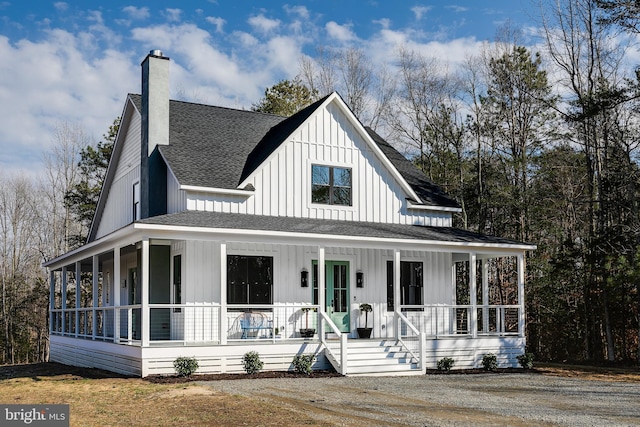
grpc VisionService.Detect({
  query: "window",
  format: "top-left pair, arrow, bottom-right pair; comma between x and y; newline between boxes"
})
227,255 -> 273,305
132,182 -> 141,220
311,165 -> 352,205
386,261 -> 423,311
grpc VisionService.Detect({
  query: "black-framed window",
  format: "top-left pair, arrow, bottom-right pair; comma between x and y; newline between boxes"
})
386,261 -> 423,311
227,255 -> 273,304
132,181 -> 140,220
311,165 -> 352,205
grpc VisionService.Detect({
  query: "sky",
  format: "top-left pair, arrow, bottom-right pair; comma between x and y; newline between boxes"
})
0,0 -> 538,175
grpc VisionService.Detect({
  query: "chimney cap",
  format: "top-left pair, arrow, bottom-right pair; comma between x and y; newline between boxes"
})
149,49 -> 164,57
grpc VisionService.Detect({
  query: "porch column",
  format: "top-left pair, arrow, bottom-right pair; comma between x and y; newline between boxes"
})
394,249 -> 401,339
75,261 -> 81,337
318,246 -> 325,338
61,266 -> 67,334
141,238 -> 150,346
517,253 -> 525,338
113,247 -> 121,344
49,270 -> 55,335
220,242 -> 227,345
92,255 -> 99,339
469,252 -> 477,338
482,258 -> 489,334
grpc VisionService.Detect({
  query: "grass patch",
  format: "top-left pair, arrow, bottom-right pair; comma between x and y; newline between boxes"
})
0,363 -> 328,426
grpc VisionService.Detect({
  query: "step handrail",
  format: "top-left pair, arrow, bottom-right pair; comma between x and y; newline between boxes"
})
395,311 -> 425,371
320,310 -> 348,375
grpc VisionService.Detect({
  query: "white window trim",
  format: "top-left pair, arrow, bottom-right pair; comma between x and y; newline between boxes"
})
307,160 -> 357,211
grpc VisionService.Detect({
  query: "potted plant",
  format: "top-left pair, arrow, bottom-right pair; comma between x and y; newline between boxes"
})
299,307 -> 316,338
357,303 -> 373,338
273,326 -> 283,339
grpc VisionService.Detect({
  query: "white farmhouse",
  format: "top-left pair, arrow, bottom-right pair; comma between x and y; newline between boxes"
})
44,51 -> 535,377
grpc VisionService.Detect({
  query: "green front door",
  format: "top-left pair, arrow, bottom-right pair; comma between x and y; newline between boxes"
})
313,261 -> 350,333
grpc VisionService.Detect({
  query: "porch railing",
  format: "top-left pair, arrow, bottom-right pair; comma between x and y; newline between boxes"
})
225,304 -> 320,343
400,304 -> 521,338
50,305 -> 142,343
50,303 -> 521,348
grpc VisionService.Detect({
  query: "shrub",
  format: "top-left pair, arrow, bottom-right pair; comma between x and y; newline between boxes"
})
481,353 -> 498,371
242,351 -> 264,374
292,354 -> 315,375
516,352 -> 535,369
173,356 -> 199,377
437,357 -> 455,372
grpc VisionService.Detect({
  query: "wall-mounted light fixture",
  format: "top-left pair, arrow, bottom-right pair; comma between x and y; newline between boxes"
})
356,271 -> 364,288
301,268 -> 309,287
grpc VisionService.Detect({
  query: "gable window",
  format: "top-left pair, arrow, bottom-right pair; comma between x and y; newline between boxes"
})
386,261 -> 423,311
132,182 -> 141,221
227,255 -> 273,305
311,165 -> 352,206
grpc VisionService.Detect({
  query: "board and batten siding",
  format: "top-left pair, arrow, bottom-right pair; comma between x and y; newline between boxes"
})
178,241 -> 454,339
95,113 -> 142,240
180,102 -> 452,227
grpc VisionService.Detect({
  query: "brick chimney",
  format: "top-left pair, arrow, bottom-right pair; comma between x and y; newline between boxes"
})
140,50 -> 169,219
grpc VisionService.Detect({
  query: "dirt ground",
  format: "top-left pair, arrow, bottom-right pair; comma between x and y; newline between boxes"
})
1,362 -> 639,426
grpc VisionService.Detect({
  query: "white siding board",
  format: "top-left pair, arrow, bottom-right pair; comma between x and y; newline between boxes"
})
95,113 -> 141,239
166,172 -> 185,214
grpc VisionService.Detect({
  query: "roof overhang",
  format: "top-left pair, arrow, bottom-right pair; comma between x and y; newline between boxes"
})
45,211 -> 535,270
133,221 -> 535,255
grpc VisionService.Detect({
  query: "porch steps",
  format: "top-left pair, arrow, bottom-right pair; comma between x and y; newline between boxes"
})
323,339 -> 423,376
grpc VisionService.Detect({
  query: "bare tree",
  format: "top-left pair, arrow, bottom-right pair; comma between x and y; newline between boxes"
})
40,122 -> 90,258
0,173 -> 48,364
299,46 -> 394,130
540,0 -> 635,361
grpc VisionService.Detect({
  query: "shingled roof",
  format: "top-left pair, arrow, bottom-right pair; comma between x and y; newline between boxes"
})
129,93 -> 459,207
138,210 -> 532,248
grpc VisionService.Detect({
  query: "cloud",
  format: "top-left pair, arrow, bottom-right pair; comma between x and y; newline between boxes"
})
326,21 -> 357,42
164,8 -> 182,22
248,14 -> 281,33
206,16 -> 225,33
411,6 -> 432,21
0,32 -> 137,175
284,5 -> 310,20
446,5 -> 469,13
122,6 -> 150,20
54,2 -> 68,12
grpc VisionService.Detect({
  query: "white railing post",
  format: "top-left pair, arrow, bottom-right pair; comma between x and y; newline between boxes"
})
482,259 -> 489,334
128,307 -> 133,342
517,253 -> 525,337
75,261 -> 81,337
220,242 -> 227,345
318,246 -> 325,339
340,332 -> 348,375
419,331 -> 426,373
469,253 -> 477,338
92,255 -> 99,339
61,266 -> 67,334
113,247 -> 121,344
49,270 -> 55,335
141,238 -> 150,346
394,249 -> 401,339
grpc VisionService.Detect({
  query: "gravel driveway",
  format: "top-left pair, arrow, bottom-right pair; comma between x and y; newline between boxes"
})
200,373 -> 640,426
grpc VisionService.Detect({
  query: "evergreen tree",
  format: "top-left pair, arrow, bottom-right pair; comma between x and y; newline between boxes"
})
64,117 -> 119,248
252,79 -> 316,116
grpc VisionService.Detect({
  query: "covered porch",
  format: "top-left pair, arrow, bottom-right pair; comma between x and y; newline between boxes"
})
46,213 -> 533,376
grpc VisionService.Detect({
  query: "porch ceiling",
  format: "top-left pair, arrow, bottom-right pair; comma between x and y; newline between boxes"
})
137,210 -> 535,251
